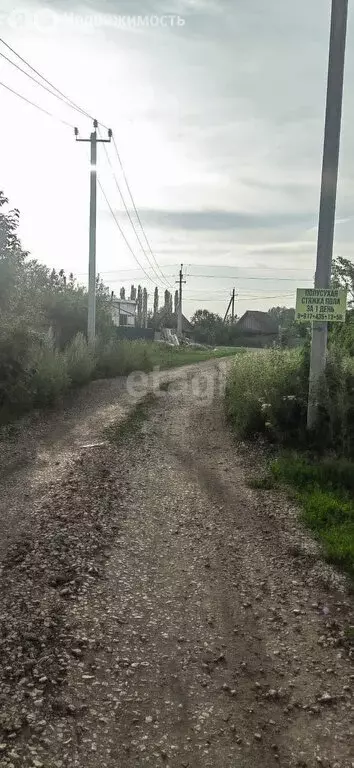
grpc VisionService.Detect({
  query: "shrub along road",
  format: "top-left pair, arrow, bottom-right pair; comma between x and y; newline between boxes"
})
0,359 -> 353,768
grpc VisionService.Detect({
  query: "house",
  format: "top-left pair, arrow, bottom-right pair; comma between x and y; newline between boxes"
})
167,313 -> 194,336
111,295 -> 137,327
236,310 -> 279,346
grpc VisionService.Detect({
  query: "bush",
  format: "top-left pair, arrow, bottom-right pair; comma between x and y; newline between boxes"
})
31,331 -> 70,407
313,347 -> 354,457
0,322 -> 37,423
225,348 -> 307,444
226,344 -> 354,458
95,339 -> 152,378
65,333 -> 95,387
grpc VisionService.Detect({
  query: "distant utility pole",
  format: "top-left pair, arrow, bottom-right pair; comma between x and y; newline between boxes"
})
75,120 -> 112,344
176,264 -> 186,338
223,288 -> 236,324
307,0 -> 348,429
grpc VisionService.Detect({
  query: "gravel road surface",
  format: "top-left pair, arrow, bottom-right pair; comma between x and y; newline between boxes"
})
0,359 -> 352,768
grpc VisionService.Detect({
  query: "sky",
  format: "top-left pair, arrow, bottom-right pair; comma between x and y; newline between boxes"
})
0,0 -> 353,318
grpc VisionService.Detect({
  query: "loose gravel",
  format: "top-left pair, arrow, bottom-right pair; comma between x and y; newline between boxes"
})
0,360 -> 352,768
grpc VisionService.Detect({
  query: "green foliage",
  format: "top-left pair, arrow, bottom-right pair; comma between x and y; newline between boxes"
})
225,341 -> 354,459
31,332 -> 70,407
271,454 -> 354,494
149,344 -> 243,369
225,348 -> 307,443
332,256 -> 354,306
0,321 -> 37,422
191,309 -> 242,346
95,339 -> 152,378
268,306 -> 295,328
270,456 -> 354,578
330,309 -> 354,355
103,394 -> 156,444
65,333 -> 95,387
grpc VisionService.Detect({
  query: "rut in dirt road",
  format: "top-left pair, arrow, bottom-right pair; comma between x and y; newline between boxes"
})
0,361 -> 353,768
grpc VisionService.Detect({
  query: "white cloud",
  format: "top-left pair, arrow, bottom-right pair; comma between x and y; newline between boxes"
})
0,0 -> 353,315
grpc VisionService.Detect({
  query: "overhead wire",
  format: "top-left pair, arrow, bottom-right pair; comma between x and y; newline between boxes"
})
0,36 -> 98,124
0,79 -> 76,128
111,135 -> 171,286
99,131 -> 172,290
0,36 -> 308,305
0,35 -> 173,288
97,176 -> 159,288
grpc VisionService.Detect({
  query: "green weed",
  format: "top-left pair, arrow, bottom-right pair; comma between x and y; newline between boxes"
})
102,394 -> 156,444
271,456 -> 354,579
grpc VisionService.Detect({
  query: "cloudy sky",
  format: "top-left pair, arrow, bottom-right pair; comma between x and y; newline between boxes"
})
0,0 -> 353,317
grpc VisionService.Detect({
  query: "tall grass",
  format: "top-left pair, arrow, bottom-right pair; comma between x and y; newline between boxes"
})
95,338 -> 152,378
225,348 -> 307,444
65,332 -> 96,386
31,331 -> 70,407
1,335 -> 237,425
226,345 -> 354,458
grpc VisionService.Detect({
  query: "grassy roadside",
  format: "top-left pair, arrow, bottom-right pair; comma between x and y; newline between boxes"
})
225,347 -> 354,582
0,337 -> 243,429
150,344 -> 245,369
255,455 -> 354,580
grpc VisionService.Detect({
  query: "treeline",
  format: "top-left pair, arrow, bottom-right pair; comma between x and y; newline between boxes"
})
0,192 -> 151,424
118,285 -> 180,329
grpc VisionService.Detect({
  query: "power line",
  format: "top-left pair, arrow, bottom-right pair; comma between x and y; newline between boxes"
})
188,273 -> 312,282
0,48 -> 90,116
100,134 -> 172,290
0,36 -> 99,125
111,135 -> 170,286
97,176 -> 159,288
0,34 -> 175,292
0,79 -> 75,128
184,293 -> 294,302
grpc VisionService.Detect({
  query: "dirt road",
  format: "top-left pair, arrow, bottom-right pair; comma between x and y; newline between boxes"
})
0,360 -> 353,768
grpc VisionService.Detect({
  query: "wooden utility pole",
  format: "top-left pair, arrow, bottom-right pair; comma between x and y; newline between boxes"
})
231,287 -> 235,322
223,288 -> 236,324
75,120 -> 112,344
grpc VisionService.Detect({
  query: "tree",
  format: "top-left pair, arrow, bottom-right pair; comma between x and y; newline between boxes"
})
143,287 -> 148,328
137,285 -> 143,327
153,287 -> 159,316
120,286 -> 126,300
164,289 -> 170,310
268,306 -> 295,329
191,309 -> 226,345
332,256 -> 354,306
330,257 -> 354,352
0,191 -> 115,346
130,284 -> 137,301
174,290 -> 179,314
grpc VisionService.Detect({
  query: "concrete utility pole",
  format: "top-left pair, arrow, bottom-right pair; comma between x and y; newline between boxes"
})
75,120 -> 112,344
176,264 -> 186,338
307,0 -> 348,429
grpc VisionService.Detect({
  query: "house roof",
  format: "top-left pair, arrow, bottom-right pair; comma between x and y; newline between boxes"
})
167,313 -> 193,332
112,297 -> 137,306
236,310 -> 279,334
